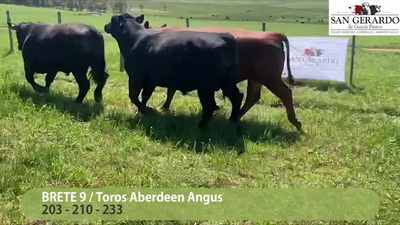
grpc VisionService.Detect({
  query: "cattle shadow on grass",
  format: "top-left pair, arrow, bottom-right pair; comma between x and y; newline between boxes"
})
10,84 -> 104,122
108,110 -> 300,154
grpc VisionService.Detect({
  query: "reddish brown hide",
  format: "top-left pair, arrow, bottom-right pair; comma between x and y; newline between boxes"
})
143,21 -> 301,131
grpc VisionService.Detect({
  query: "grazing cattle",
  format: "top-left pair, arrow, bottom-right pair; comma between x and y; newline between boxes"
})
7,22 -> 109,103
104,14 -> 243,129
143,21 -> 302,131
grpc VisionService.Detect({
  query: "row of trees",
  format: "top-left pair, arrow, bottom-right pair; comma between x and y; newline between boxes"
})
0,0 -> 129,13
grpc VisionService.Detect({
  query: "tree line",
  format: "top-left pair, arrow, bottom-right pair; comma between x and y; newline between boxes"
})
0,0 -> 129,13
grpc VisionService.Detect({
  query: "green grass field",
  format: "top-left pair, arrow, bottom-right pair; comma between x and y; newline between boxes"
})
1,3 -> 400,225
124,0 -> 329,23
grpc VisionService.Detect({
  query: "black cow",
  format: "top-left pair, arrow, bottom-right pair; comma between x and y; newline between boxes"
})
7,22 -> 109,103
104,14 -> 243,128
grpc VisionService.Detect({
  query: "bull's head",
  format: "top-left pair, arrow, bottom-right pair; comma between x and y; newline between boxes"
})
7,22 -> 31,50
104,13 -> 144,37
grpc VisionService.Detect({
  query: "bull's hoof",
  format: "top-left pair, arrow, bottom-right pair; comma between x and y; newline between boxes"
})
95,99 -> 104,105
235,126 -> 242,136
229,116 -> 240,123
142,107 -> 156,115
295,121 -> 303,133
94,95 -> 103,104
34,86 -> 48,94
197,121 -> 208,130
75,98 -> 84,104
161,105 -> 170,112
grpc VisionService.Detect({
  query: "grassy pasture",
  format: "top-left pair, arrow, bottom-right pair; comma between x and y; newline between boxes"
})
124,0 -> 329,23
1,4 -> 400,48
1,3 -> 400,225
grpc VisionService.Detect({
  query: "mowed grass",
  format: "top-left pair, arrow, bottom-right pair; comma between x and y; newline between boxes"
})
1,4 -> 400,225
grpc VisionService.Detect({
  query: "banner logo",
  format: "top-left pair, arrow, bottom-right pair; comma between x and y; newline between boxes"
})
329,0 -> 400,35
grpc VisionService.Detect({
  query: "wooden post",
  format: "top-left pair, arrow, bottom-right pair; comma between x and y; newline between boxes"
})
349,35 -> 356,86
186,18 -> 190,28
120,54 -> 125,72
262,22 -> 266,31
57,12 -> 62,23
6,11 -> 14,54
119,5 -> 126,72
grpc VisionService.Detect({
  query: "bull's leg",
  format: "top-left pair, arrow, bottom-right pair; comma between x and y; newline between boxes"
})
128,76 -> 147,114
24,66 -> 46,93
94,82 -> 105,104
161,88 -> 176,111
265,79 -> 302,132
221,82 -> 243,123
94,71 -> 109,104
72,72 -> 90,103
141,85 -> 156,114
239,80 -> 262,118
45,71 -> 57,91
197,90 -> 216,129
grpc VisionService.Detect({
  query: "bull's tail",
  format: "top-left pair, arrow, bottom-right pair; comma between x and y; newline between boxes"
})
281,34 -> 295,85
88,34 -> 109,86
221,33 -> 239,98
218,32 -> 242,109
88,56 -> 109,103
88,32 -> 110,103
88,62 -> 109,86
221,33 -> 243,122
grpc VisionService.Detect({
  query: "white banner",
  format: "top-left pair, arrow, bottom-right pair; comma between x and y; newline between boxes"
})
282,37 -> 350,83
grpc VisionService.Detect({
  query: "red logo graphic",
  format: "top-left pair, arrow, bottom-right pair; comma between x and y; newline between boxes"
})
304,48 -> 324,57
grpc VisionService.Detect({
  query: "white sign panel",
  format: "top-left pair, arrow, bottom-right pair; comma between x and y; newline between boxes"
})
282,37 -> 349,83
329,0 -> 400,35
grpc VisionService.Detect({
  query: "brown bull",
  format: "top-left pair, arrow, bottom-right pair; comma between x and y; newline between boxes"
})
144,21 -> 301,131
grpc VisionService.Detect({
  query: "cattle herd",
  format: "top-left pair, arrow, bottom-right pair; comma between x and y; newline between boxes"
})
7,13 -> 302,132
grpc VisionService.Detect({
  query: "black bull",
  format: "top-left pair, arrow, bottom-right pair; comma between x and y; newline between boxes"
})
104,14 -> 244,128
7,22 -> 109,103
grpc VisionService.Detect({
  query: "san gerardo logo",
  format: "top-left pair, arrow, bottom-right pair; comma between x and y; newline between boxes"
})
304,47 -> 324,57
291,47 -> 339,66
329,1 -> 400,35
349,3 -> 381,15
